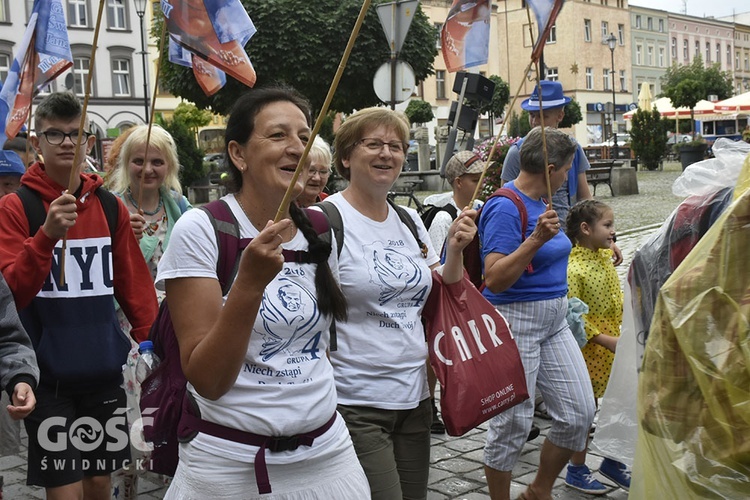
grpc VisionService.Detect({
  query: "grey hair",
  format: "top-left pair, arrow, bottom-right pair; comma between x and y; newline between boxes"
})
519,127 -> 577,174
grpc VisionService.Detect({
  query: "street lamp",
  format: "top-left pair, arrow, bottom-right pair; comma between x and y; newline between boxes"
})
134,0 -> 149,124
607,33 -> 618,160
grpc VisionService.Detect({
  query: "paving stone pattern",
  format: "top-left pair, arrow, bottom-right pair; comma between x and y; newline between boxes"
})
4,164 -> 687,499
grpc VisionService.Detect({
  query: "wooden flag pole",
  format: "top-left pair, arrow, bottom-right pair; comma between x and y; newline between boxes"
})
467,59 -> 533,206
468,7 -> 553,207
136,20 -> 169,211
273,0 -> 373,222
60,0 -> 106,286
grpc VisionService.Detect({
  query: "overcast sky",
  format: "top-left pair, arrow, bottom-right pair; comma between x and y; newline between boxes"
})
627,0 -> 747,20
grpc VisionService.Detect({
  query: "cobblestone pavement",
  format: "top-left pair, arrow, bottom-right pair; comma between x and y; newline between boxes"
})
2,164 -> 687,499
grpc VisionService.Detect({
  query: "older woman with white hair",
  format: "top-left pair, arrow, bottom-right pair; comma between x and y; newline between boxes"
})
297,136 -> 332,207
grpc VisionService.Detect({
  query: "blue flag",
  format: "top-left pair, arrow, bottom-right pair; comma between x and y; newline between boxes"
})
162,0 -> 256,96
441,0 -> 491,73
527,0 -> 565,62
0,0 -> 72,147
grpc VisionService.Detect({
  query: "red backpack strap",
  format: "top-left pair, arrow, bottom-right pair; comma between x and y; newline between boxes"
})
487,187 -> 533,274
199,200 -> 247,295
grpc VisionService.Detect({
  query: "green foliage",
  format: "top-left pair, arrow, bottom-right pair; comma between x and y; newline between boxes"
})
404,99 -> 434,125
473,136 -> 519,199
629,108 -> 668,171
173,103 -> 213,138
157,0 -> 438,116
559,98 -> 583,128
156,113 -> 206,190
477,75 -> 510,118
508,110 -> 531,138
660,56 -> 733,136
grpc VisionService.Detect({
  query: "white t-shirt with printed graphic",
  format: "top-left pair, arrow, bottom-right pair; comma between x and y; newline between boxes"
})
325,193 -> 439,410
155,194 -> 350,464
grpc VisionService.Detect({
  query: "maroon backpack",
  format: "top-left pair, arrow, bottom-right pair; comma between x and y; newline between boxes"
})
464,187 -> 534,289
139,200 -> 331,476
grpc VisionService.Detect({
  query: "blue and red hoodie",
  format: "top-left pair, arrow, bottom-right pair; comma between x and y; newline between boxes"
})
0,162 -> 157,391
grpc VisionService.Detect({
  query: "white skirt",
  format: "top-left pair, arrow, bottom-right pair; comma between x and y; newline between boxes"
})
163,437 -> 370,500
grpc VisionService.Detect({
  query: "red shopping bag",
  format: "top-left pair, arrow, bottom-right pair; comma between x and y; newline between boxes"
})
423,272 -> 529,436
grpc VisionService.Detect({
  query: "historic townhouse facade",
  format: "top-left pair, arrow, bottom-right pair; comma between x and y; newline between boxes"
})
2,1 -> 150,144
630,6 -> 669,104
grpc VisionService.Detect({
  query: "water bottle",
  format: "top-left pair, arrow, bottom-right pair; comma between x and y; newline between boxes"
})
135,340 -> 161,385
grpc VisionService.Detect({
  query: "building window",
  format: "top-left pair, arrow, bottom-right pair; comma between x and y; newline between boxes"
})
584,19 -> 591,42
73,57 -> 91,95
705,42 -> 710,62
112,58 -> 131,96
68,0 -> 89,27
107,0 -> 126,30
635,15 -> 641,29
636,44 -> 642,65
436,70 -> 445,99
647,18 -> 653,31
585,67 -> 593,90
671,37 -> 677,59
737,51 -> 741,69
603,68 -> 611,90
547,24 -> 556,44
728,46 -> 732,67
619,70 -> 627,91
601,21 -> 608,38
0,1 -> 8,23
658,19 -> 664,32
618,24 -> 624,45
647,45 -> 654,66
659,47 -> 665,67
546,67 -> 559,81
716,43 -> 721,65
0,53 -> 10,82
434,23 -> 442,49
695,40 -> 699,60
684,40 -> 689,60
745,53 -> 749,71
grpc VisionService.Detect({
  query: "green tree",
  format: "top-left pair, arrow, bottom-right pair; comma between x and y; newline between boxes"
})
660,56 -> 733,138
173,103 -> 213,139
629,107 -> 669,171
559,98 -> 583,128
508,110 -> 531,138
158,0 -> 438,116
156,113 -> 206,190
404,99 -> 434,126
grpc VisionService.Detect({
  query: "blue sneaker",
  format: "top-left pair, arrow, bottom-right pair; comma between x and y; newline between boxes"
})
565,464 -> 609,495
599,458 -> 631,491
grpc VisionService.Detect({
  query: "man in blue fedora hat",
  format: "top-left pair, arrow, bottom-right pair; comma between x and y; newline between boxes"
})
0,150 -> 27,198
500,81 -> 622,265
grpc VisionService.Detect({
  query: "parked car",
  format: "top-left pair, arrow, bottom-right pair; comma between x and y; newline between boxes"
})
590,133 -> 631,147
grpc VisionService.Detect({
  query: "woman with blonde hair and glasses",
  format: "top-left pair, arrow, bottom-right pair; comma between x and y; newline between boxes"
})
297,136 -> 332,207
321,107 -> 477,500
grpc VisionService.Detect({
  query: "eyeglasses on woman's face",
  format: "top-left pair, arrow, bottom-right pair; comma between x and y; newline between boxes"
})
307,167 -> 330,178
355,138 -> 407,155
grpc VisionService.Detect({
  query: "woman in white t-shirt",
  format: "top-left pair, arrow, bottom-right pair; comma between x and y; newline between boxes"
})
156,86 -> 370,499
325,107 -> 476,500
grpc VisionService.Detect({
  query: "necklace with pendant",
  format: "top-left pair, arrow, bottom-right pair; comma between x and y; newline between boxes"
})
127,188 -> 163,216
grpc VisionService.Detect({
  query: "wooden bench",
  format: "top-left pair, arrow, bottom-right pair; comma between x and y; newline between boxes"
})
586,161 -> 615,197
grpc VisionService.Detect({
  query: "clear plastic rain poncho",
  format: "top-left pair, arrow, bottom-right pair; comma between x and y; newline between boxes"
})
590,138 -> 750,497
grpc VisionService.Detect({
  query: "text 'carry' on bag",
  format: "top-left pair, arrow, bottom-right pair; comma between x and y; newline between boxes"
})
424,272 -> 529,436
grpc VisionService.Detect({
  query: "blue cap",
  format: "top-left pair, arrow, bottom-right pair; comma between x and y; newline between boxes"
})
139,340 -> 154,351
521,81 -> 572,111
0,151 -> 26,176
